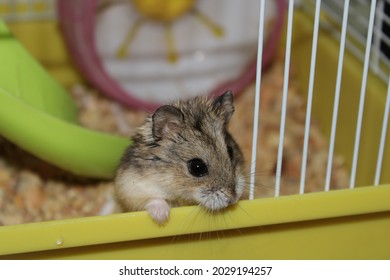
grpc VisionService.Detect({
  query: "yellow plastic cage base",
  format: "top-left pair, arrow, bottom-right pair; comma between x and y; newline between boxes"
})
0,11 -> 389,259
1,185 -> 390,259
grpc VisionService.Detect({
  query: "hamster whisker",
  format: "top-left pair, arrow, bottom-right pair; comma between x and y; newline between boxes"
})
241,169 -> 276,178
232,202 -> 254,220
247,158 -> 279,169
169,205 -> 204,244
242,181 -> 276,191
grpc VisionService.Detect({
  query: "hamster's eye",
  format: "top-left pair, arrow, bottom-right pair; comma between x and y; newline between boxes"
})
187,158 -> 208,177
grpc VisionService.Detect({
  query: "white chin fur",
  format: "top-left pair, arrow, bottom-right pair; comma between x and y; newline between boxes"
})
197,174 -> 245,212
200,196 -> 230,212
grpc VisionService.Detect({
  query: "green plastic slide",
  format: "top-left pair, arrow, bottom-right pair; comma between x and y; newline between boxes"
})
0,20 -> 130,179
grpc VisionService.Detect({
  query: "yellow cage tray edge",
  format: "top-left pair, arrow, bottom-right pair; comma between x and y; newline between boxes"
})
1,184 -> 390,259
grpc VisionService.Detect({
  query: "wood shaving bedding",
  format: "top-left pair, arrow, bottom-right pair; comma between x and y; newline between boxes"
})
0,59 -> 349,226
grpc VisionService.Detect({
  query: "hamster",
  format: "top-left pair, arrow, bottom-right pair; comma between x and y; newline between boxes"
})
114,90 -> 245,225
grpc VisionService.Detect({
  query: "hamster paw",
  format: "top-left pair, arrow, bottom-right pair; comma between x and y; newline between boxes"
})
146,198 -> 170,225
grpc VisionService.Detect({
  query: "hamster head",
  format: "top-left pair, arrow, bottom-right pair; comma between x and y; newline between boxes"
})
144,90 -> 246,211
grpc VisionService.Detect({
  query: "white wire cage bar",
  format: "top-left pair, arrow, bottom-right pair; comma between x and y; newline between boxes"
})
301,0 -> 390,82
249,0 -> 390,199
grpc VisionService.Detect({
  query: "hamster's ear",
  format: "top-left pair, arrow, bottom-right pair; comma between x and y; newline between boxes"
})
213,90 -> 235,123
152,105 -> 184,140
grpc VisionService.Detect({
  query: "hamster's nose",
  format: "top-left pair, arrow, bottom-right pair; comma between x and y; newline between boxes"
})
227,197 -> 235,205
227,189 -> 238,205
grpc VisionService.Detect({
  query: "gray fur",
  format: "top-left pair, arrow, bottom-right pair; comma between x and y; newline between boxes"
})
115,91 -> 245,224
